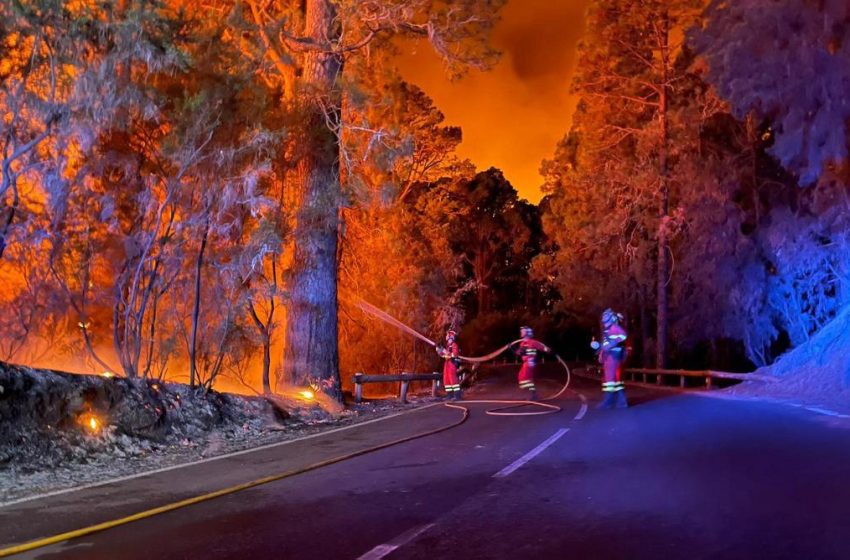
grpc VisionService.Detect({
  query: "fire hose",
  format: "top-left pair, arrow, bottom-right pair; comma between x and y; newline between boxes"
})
353,300 -> 573,416
0,302 -> 574,557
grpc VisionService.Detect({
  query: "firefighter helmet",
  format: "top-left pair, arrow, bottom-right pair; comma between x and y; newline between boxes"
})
446,329 -> 457,341
520,325 -> 533,338
601,308 -> 620,327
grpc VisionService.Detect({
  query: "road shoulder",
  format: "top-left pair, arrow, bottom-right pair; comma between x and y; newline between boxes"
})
0,401 -> 462,550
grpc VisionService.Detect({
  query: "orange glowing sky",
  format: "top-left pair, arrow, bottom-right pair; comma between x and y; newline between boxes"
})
397,0 -> 591,203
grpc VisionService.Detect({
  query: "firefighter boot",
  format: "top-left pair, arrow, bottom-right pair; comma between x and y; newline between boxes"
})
615,390 -> 629,409
528,389 -> 539,402
597,391 -> 615,409
454,389 -> 463,401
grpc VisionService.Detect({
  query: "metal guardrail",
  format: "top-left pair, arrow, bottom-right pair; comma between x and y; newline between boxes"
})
572,366 -> 775,389
353,372 -> 441,403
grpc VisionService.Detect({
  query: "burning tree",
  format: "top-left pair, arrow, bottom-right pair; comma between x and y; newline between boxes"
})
0,0 -> 284,388
234,0 -> 505,400
337,71 -> 472,379
0,0 -> 77,261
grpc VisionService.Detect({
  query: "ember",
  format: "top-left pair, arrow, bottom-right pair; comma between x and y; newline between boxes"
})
79,413 -> 103,434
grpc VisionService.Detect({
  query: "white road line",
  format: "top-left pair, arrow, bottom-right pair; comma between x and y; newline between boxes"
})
574,393 -> 588,421
804,406 -> 850,419
493,428 -> 569,478
0,403 -> 443,509
692,391 -> 850,420
357,523 -> 436,560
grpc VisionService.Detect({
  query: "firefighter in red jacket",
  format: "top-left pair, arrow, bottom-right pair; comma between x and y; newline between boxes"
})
437,329 -> 462,400
514,326 -> 551,401
592,308 -> 629,409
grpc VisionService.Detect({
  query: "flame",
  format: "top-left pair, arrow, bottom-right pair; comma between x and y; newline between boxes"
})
101,371 -> 115,378
80,412 -> 102,434
299,389 -> 315,400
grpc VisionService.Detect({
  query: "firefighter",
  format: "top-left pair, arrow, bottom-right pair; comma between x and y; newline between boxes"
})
591,308 -> 628,409
514,326 -> 552,401
436,329 -> 462,400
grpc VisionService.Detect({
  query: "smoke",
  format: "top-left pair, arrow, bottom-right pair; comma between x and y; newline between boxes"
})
396,0 -> 592,203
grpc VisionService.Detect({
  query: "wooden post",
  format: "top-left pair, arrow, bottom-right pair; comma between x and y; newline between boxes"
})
356,383 -> 362,403
354,373 -> 363,403
400,380 -> 409,403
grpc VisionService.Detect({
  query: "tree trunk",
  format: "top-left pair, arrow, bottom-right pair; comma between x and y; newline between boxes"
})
262,333 -> 271,394
142,286 -> 161,379
655,11 -> 671,369
0,176 -> 19,261
282,0 -> 343,401
77,253 -> 117,374
639,283 -> 652,368
189,218 -> 210,388
113,270 -> 133,377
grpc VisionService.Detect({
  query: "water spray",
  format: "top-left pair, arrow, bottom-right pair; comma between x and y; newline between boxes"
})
352,299 -> 573,416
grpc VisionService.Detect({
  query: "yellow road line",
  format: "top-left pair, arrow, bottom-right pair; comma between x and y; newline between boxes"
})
0,402 -> 442,509
0,406 -> 469,558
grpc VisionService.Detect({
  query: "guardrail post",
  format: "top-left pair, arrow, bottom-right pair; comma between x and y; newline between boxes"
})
431,373 -> 438,397
705,375 -> 713,390
354,373 -> 363,403
680,374 -> 685,388
400,380 -> 410,403
656,371 -> 663,385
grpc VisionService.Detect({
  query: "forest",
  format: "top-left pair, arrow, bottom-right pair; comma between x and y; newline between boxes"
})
1,0 -> 849,400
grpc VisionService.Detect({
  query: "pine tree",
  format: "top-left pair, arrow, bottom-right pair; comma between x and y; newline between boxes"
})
694,0 -> 850,186
235,0 -> 504,400
541,0 -> 702,366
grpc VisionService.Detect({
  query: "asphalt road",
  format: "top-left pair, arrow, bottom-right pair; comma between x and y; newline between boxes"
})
3,368 -> 850,560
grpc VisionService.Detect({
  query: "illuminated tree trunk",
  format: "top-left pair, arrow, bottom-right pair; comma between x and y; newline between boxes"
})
262,335 -> 272,394
656,11 -> 671,369
189,217 -> 210,388
247,260 -> 277,396
283,0 -> 343,401
0,175 -> 19,261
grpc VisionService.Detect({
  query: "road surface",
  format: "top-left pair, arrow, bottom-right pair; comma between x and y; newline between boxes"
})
2,368 -> 850,559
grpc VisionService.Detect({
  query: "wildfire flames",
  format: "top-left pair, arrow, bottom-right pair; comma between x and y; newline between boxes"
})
80,413 -> 102,434
299,390 -> 315,400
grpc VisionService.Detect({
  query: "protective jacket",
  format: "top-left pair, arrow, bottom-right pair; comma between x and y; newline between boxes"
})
516,338 -> 549,392
439,341 -> 461,395
600,323 -> 628,397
